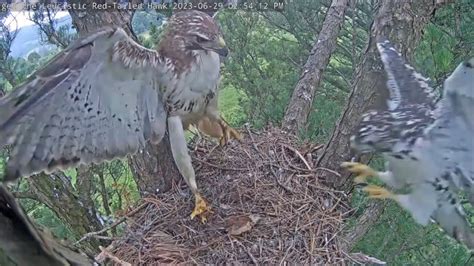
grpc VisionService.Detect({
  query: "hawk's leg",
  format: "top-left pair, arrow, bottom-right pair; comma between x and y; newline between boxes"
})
217,116 -> 241,146
196,116 -> 240,146
205,112 -> 241,146
341,162 -> 379,184
168,116 -> 212,223
196,117 -> 223,144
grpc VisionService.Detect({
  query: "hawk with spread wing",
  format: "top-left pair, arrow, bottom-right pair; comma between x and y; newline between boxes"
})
342,38 -> 474,247
0,10 -> 240,222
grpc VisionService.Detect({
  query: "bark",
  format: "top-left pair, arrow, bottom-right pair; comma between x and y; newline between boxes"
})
68,0 -> 136,39
314,0 -> 446,251
282,0 -> 350,134
129,133 -> 181,196
26,173 -> 103,254
339,201 -> 385,252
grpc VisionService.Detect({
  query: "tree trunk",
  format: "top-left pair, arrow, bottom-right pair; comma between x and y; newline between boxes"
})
314,0 -> 446,251
25,173 -> 103,254
282,0 -> 349,134
129,133 -> 181,196
68,0 -> 136,39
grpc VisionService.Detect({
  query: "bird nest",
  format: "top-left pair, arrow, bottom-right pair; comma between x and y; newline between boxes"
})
103,126 -> 352,264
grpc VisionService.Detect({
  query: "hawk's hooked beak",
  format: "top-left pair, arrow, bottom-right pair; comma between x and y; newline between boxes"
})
216,37 -> 229,57
212,36 -> 229,57
198,36 -> 228,57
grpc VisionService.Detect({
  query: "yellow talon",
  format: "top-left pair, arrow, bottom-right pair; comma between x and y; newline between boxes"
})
363,184 -> 394,199
341,162 -> 378,184
218,118 -> 242,147
196,116 -> 241,147
190,194 -> 212,223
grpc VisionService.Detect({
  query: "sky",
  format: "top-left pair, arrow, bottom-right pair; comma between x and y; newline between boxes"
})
3,11 -> 70,31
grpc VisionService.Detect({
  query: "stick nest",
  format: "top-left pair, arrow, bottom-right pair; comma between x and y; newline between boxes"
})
109,126 -> 352,264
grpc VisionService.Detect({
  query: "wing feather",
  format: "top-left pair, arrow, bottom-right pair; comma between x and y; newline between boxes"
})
377,38 -> 438,111
0,26 -> 167,181
416,59 -> 474,195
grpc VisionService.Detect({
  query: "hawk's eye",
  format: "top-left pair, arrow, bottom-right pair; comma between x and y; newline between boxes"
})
195,36 -> 209,43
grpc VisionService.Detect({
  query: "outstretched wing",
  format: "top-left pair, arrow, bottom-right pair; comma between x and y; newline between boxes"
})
0,27 -> 167,181
376,38 -> 438,111
417,59 -> 474,191
350,38 -> 437,153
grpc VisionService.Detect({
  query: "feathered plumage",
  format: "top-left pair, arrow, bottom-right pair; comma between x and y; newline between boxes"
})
343,38 -> 474,248
0,10 -> 238,222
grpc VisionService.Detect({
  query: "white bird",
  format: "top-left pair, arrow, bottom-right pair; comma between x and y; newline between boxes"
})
342,37 -> 474,248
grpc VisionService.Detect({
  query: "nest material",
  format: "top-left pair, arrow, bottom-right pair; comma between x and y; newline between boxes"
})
109,126 -> 351,264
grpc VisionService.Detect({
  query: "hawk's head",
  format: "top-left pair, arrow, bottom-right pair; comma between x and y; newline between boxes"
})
158,10 -> 228,63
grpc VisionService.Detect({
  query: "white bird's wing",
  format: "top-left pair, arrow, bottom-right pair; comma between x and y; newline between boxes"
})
419,59 -> 474,190
0,27 -> 168,181
351,38 -> 437,153
377,38 -> 438,111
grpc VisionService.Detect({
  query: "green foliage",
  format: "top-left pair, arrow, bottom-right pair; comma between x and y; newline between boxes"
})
132,11 -> 164,35
26,200 -> 73,239
217,0 -> 372,137
99,161 -> 140,215
218,85 -> 247,126
218,11 -> 304,128
414,0 -> 474,87
354,202 -> 472,265
138,22 -> 165,49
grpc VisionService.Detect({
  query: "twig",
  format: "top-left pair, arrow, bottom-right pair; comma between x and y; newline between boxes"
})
268,163 -> 295,194
245,124 -> 263,159
74,203 -> 148,245
281,144 -> 312,170
97,245 -> 132,266
314,167 -> 341,177
193,157 -> 249,171
310,144 -> 324,153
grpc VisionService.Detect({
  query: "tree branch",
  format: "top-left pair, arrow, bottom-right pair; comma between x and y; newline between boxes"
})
282,0 -> 350,134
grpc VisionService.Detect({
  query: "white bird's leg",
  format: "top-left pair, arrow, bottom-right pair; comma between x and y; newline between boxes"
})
168,116 -> 211,223
364,184 -> 437,226
341,162 -> 380,184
